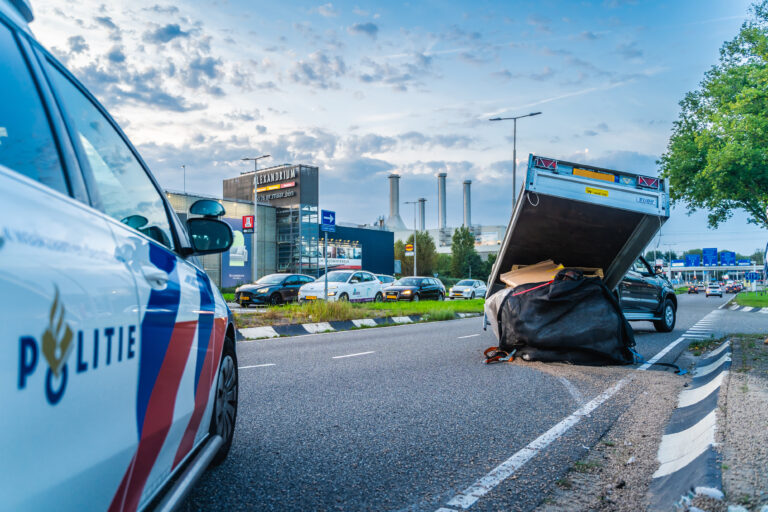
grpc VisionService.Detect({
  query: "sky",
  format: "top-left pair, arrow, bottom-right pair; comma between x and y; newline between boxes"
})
29,0 -> 768,256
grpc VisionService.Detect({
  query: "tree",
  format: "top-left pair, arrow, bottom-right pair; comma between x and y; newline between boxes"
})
396,232 -> 436,276
451,227 -> 483,278
659,1 -> 768,229
435,253 -> 452,278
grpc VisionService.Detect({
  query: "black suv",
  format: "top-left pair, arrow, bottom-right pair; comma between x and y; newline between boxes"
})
618,257 -> 677,332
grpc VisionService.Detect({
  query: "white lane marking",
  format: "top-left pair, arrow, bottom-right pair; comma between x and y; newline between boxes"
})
704,341 -> 731,359
760,308 -> 768,314
652,410 -> 717,478
239,326 -> 280,339
332,351 -> 375,359
352,318 -> 377,327
436,509 -> 458,512
694,353 -> 732,378
729,305 -> 740,310
444,335 -> 689,510
446,378 -> 629,509
392,316 -> 413,323
458,334 -> 480,339
741,306 -> 755,312
678,371 -> 728,408
303,322 -> 335,334
239,363 -> 276,369
557,376 -> 584,405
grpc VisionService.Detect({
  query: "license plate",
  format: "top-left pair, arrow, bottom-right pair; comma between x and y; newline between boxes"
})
306,296 -> 317,300
387,295 -> 397,299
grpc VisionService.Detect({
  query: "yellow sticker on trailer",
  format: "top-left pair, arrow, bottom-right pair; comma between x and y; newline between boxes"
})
585,187 -> 609,197
574,167 -> 615,183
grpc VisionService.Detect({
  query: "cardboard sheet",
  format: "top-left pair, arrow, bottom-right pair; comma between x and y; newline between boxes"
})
500,259 -> 564,288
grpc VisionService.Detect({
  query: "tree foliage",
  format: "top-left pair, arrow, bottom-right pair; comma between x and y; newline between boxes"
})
450,227 -> 483,278
396,231 -> 436,276
659,1 -> 768,229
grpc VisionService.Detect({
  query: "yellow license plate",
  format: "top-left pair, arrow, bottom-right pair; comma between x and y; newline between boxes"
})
306,296 -> 317,300
574,167 -> 614,182
585,186 -> 609,197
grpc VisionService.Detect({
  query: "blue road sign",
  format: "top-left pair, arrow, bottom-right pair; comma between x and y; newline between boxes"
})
702,248 -> 717,266
321,209 -> 336,232
720,251 -> 735,266
685,254 -> 700,267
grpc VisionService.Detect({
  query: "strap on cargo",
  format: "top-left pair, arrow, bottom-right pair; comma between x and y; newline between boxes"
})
483,347 -> 516,364
630,348 -> 688,375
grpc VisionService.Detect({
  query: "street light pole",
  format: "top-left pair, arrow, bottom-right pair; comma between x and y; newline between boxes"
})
241,154 -> 271,283
489,112 -> 542,211
181,164 -> 186,195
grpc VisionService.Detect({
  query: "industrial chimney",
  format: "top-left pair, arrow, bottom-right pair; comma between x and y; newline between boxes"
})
437,173 -> 447,231
385,173 -> 407,231
463,180 -> 472,227
418,198 -> 426,231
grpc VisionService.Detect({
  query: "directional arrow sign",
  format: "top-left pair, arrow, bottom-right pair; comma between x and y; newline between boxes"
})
321,209 -> 336,232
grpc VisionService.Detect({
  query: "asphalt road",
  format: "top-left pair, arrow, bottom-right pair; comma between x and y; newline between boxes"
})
183,293 -> 750,511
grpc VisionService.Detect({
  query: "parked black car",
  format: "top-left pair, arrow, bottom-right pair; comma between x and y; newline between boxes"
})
236,273 -> 315,306
618,257 -> 678,332
383,277 -> 446,302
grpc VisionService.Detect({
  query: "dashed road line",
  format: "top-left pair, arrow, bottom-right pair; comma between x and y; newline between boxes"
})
239,363 -> 276,369
458,334 -> 480,339
332,351 -> 376,359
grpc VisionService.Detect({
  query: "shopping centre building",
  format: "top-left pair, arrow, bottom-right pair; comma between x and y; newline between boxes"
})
167,164 -> 393,288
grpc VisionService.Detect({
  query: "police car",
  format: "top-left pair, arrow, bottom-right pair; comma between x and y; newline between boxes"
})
0,1 -> 239,510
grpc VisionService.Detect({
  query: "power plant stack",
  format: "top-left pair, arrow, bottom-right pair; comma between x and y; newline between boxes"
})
463,180 -> 472,228
418,198 -> 426,231
385,173 -> 407,231
437,173 -> 451,246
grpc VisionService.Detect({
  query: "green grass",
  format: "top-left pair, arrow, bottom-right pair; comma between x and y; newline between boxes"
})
735,291 -> 768,308
223,293 -> 235,302
234,298 -> 484,328
688,336 -> 724,356
675,286 -> 690,295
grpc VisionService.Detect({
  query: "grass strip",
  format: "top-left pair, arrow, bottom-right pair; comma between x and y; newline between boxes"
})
735,291 -> 768,308
234,298 -> 484,328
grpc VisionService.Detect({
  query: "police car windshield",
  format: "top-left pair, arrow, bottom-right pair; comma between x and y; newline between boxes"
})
398,278 -> 423,286
457,280 -> 474,286
317,271 -> 353,283
256,275 -> 286,285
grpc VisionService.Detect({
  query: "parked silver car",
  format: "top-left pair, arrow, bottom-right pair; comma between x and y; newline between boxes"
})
449,279 -> 487,300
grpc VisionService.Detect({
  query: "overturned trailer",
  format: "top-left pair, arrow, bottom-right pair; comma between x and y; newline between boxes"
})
485,155 -> 670,364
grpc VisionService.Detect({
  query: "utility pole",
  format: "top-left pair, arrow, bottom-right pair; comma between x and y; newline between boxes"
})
241,154 -> 270,282
489,112 -> 542,212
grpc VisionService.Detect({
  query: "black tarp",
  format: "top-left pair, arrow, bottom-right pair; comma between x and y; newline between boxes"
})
493,270 -> 635,365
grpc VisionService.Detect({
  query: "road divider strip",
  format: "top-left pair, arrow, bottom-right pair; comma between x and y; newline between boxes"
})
237,313 -> 483,341
439,309 -> 724,511
648,334 -> 731,510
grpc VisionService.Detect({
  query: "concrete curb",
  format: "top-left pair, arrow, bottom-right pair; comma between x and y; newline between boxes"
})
725,304 -> 768,313
647,340 -> 732,511
236,312 -> 482,341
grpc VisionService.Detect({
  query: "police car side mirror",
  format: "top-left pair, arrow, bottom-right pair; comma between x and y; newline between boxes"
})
189,199 -> 225,217
186,218 -> 233,255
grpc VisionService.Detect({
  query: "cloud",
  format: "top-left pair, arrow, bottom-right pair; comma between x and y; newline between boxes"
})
348,22 -> 379,39
143,24 -> 189,44
314,3 -> 338,17
576,31 -> 599,40
358,52 -> 432,91
289,51 -> 347,89
106,45 -> 126,63
530,66 -> 555,81
616,41 -> 643,59
94,16 -> 117,30
68,35 -> 89,54
144,5 -> 180,14
526,14 -> 552,34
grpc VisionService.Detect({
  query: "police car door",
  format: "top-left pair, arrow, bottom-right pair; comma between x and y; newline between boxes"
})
43,62 -> 221,510
0,23 -> 142,511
